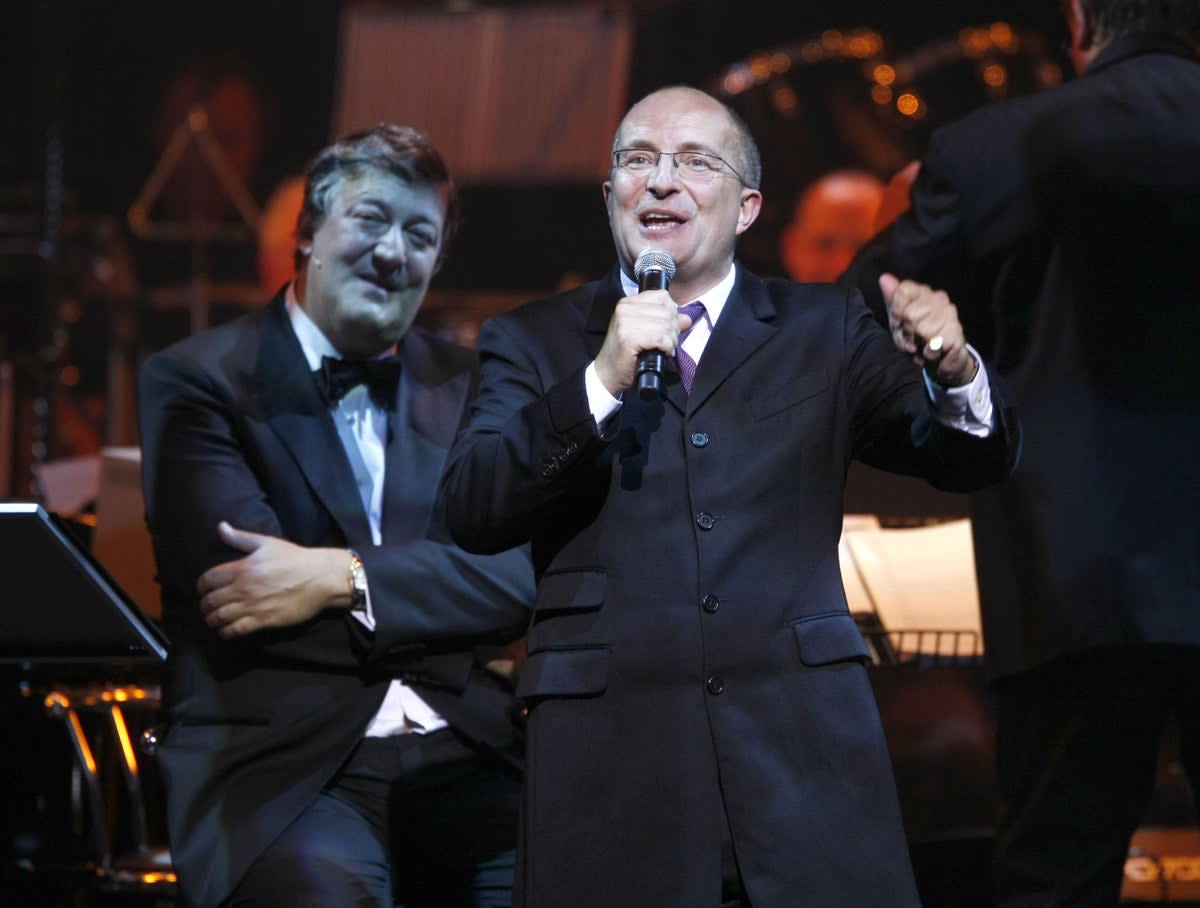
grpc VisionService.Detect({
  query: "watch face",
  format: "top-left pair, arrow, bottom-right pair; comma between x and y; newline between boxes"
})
349,553 -> 367,609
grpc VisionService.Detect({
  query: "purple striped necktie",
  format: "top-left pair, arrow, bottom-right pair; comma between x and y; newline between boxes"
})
675,301 -> 707,393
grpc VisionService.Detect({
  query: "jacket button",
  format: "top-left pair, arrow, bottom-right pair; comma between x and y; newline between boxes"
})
706,676 -> 725,695
696,512 -> 715,530
701,594 -> 720,613
690,431 -> 709,448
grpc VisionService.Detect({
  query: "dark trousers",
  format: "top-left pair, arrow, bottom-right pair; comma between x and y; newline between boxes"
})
227,728 -> 520,908
991,646 -> 1200,907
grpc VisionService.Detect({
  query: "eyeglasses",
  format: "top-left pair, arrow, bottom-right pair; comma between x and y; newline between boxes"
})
612,148 -> 749,186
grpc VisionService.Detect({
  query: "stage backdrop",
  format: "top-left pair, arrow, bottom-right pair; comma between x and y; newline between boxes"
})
333,4 -> 634,184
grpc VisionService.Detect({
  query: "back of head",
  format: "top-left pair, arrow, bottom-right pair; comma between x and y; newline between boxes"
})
780,169 -> 884,283
1077,0 -> 1200,44
294,124 -> 459,272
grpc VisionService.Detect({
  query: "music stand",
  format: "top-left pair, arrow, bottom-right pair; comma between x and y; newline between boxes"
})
0,502 -> 175,895
0,501 -> 168,665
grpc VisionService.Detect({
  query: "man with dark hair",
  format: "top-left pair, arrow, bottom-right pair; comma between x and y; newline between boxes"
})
440,84 -> 1021,907
843,2 -> 1200,903
138,124 -> 534,908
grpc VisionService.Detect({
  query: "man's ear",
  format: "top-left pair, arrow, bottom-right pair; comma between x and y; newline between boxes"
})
1069,0 -> 1095,51
735,188 -> 763,236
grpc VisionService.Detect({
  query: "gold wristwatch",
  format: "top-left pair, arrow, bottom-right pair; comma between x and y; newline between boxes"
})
347,550 -> 367,612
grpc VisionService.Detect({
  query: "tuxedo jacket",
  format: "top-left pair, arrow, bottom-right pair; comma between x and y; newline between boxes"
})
440,266 -> 1020,907
844,33 -> 1200,679
137,294 -> 534,908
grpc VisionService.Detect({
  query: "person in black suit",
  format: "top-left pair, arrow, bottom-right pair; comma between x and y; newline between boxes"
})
842,2 -> 1200,903
439,84 -> 1021,907
137,124 -> 535,908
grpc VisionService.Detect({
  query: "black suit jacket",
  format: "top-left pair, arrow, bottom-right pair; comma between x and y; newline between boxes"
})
137,293 -> 534,908
441,267 -> 1020,907
843,33 -> 1200,679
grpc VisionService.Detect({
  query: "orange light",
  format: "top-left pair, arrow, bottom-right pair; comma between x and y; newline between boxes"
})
989,22 -> 1017,51
982,64 -> 1008,88
722,71 -> 750,95
770,52 -> 790,74
187,107 -> 208,133
771,84 -> 799,115
800,42 -> 823,63
896,93 -> 922,117
112,706 -> 139,774
67,711 -> 97,775
821,29 -> 845,51
848,35 -> 874,58
1039,62 -> 1064,86
750,56 -> 772,80
871,85 -> 893,105
872,64 -> 896,86
960,28 -> 991,57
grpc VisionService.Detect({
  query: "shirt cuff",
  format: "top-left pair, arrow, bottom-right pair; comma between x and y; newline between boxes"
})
585,361 -> 623,429
351,583 -> 376,631
924,343 -> 994,437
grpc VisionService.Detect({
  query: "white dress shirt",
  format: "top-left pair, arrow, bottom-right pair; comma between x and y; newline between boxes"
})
287,286 -> 446,736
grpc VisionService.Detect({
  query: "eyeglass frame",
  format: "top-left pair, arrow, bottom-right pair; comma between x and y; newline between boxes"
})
611,148 -> 751,187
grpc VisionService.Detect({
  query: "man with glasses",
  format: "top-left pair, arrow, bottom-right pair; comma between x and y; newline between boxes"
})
440,85 -> 1021,907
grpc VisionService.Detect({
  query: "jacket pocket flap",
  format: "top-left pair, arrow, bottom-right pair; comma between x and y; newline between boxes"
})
792,613 -> 870,666
749,371 -> 830,421
535,568 -> 607,613
517,647 -> 610,699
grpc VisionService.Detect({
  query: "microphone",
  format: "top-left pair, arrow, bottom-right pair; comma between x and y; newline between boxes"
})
632,247 -> 678,401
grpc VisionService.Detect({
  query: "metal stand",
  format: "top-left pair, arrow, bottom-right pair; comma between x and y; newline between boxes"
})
126,106 -> 261,336
0,502 -> 173,903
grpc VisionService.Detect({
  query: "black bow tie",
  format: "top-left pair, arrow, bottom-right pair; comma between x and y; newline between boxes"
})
314,354 -> 402,409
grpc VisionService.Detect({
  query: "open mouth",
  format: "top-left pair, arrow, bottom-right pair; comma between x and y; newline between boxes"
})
640,212 -> 684,232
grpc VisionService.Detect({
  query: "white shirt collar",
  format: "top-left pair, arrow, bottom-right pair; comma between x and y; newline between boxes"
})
285,283 -> 398,368
286,283 -> 341,372
618,261 -> 738,328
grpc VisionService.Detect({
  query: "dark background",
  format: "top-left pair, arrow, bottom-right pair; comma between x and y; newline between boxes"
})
1,0 -> 1065,289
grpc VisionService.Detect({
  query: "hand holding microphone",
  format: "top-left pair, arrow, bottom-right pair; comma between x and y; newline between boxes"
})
632,248 -> 678,400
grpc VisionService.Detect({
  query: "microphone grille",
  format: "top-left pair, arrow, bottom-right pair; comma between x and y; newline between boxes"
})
633,247 -> 677,280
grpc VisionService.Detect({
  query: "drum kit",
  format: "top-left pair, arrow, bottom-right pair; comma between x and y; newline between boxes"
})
708,21 -> 1064,271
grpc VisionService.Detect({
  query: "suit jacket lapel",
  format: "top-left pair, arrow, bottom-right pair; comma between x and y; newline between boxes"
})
686,267 -> 778,413
381,330 -> 470,543
584,268 -> 624,356
254,296 -> 374,544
